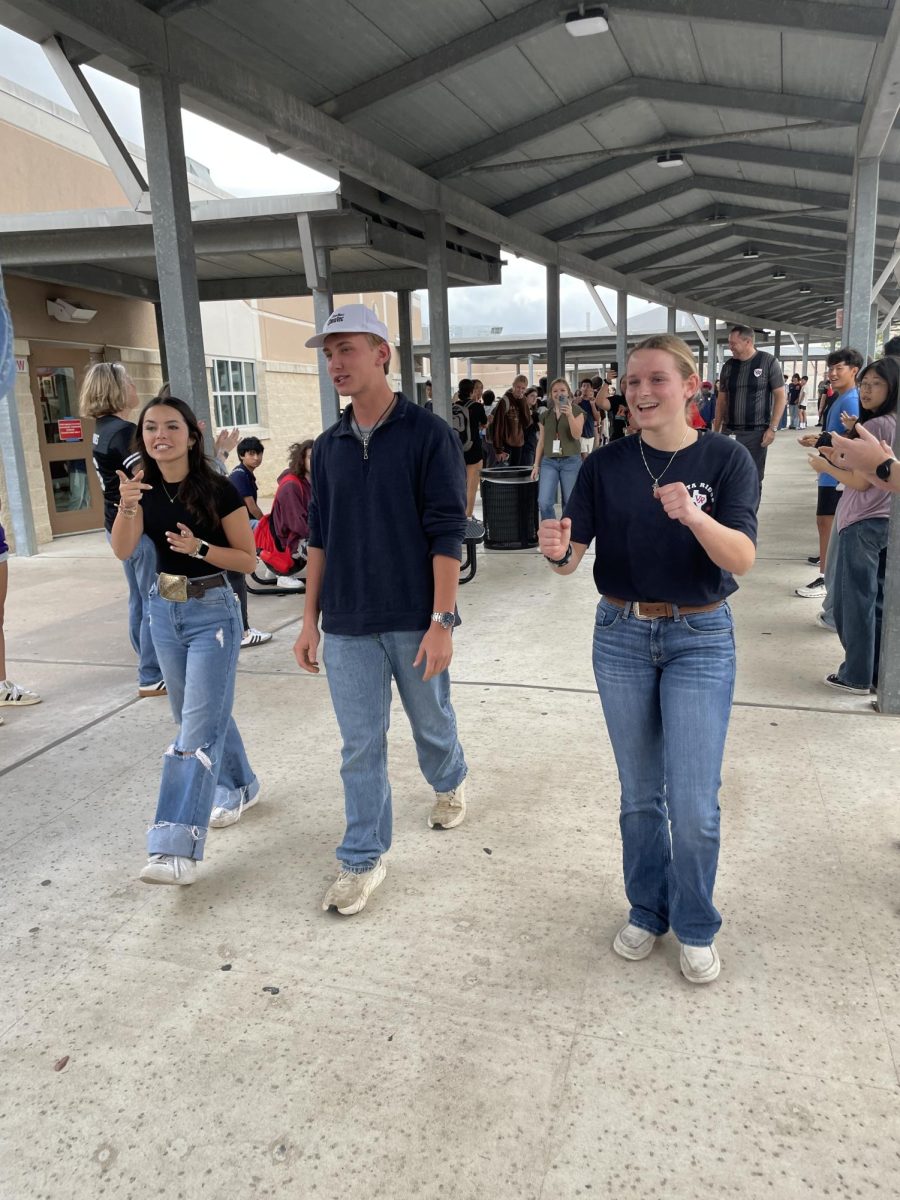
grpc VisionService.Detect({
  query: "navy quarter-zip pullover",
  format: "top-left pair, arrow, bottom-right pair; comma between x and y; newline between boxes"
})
308,393 -> 467,635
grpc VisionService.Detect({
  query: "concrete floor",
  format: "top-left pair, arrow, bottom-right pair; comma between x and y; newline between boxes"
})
1,438 -> 898,1199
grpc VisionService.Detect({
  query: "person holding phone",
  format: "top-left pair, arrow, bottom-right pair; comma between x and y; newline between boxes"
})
531,377 -> 585,519
539,335 -> 758,984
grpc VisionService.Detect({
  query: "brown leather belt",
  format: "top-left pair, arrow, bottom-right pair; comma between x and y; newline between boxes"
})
157,571 -> 228,602
604,596 -> 724,621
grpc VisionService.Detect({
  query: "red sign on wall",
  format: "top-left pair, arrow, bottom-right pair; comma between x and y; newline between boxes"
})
58,418 -> 83,441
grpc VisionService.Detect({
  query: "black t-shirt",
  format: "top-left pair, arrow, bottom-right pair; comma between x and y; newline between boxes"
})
609,392 -> 629,440
463,401 -> 488,465
141,476 -> 245,577
564,431 -> 759,606
92,415 -> 141,532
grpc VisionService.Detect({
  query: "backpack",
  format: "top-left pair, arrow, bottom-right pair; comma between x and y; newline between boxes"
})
452,401 -> 474,454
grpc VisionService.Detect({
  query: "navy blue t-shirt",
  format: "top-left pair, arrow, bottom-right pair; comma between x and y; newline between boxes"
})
578,398 -> 596,439
564,431 -> 759,606
228,462 -> 258,502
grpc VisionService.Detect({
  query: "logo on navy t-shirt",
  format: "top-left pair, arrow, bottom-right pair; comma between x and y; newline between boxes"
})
686,481 -> 715,512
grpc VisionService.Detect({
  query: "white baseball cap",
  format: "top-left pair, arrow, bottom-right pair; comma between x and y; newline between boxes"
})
305,303 -> 390,349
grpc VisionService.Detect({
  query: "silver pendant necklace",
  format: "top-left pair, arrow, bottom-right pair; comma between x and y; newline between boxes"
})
352,394 -> 397,460
160,479 -> 180,504
638,427 -> 690,495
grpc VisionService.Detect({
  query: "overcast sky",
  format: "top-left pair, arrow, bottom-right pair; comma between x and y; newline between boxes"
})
0,23 -> 653,334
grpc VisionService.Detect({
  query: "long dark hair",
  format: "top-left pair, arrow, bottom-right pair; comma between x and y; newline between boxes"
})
855,358 -> 899,426
288,438 -> 314,479
135,396 -> 232,530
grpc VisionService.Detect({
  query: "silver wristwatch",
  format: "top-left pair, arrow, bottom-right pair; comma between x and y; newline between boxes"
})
431,611 -> 455,631
190,539 -> 210,560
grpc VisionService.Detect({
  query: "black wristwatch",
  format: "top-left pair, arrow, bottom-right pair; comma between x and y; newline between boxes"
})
875,457 -> 896,482
190,539 -> 210,559
544,545 -> 572,568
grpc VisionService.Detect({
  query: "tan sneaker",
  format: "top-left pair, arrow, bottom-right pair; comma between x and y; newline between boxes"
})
680,942 -> 721,984
428,780 -> 467,829
613,923 -> 659,961
322,860 -> 386,915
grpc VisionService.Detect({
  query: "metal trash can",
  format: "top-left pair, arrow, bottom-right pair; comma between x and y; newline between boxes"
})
479,466 -> 539,550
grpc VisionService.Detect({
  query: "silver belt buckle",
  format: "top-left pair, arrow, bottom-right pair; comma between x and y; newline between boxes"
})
632,602 -> 651,621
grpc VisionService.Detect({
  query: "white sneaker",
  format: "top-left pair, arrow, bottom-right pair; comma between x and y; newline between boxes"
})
428,780 -> 467,829
0,680 -> 42,706
322,860 -> 386,915
680,942 -> 720,983
275,576 -> 304,590
240,627 -> 272,648
139,854 -> 198,886
209,786 -> 260,828
815,611 -> 836,631
794,576 -> 826,598
254,561 -> 277,582
613,923 -> 659,960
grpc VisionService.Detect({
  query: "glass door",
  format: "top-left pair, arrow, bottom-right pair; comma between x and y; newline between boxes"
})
29,348 -> 105,536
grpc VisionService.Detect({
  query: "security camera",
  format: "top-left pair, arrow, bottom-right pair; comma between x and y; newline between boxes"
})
47,298 -> 97,324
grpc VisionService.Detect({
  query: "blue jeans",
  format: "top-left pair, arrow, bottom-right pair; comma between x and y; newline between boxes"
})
146,580 -> 257,860
112,532 -> 163,686
820,514 -> 840,628
591,598 -> 736,946
323,631 -> 467,872
833,518 -> 889,689
538,455 -> 582,521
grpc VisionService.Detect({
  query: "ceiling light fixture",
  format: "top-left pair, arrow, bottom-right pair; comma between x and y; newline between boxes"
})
742,248 -> 759,259
772,271 -> 786,279
565,4 -> 609,36
799,286 -> 811,294
656,151 -> 685,168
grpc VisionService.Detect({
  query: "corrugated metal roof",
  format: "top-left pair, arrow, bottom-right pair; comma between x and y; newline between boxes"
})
3,0 -> 900,331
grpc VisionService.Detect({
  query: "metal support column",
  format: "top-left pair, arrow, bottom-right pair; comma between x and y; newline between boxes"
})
153,302 -> 168,385
137,72 -> 212,434
845,156 -> 881,355
667,306 -> 677,335
424,211 -> 452,423
773,329 -> 782,365
546,264 -> 561,381
802,334 -> 810,377
615,289 -> 627,379
0,381 -> 39,556
297,214 -> 338,428
527,354 -> 535,385
708,319 -> 718,387
396,289 -> 416,402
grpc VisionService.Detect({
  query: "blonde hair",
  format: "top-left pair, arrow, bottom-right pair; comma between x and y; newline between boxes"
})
548,376 -> 573,398
365,333 -> 391,376
78,362 -> 132,418
627,335 -> 698,382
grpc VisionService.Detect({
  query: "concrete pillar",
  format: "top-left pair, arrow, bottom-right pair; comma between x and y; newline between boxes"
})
0,379 -> 39,556
396,289 -> 416,402
667,306 -> 677,334
616,289 -> 627,380
845,155 -> 880,356
546,264 -> 561,381
424,211 -> 451,423
137,72 -> 212,435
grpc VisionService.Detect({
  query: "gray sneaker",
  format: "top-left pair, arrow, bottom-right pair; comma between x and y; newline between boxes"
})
680,942 -> 721,983
613,923 -> 659,960
428,780 -> 467,829
322,859 -> 386,915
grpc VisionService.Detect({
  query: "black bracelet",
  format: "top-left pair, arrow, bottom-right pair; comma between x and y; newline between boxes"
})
544,545 -> 572,568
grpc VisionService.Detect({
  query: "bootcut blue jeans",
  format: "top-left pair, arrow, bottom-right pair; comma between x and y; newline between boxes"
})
146,578 -> 258,860
323,630 -> 467,872
591,597 -> 736,946
833,517 -> 888,690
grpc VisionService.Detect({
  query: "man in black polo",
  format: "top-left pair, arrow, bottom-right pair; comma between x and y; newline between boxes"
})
714,325 -> 786,499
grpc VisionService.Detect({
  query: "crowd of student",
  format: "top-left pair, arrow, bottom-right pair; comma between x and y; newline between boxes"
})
1,299 -> 896,987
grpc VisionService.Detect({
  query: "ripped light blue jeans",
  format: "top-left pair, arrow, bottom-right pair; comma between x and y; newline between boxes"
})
146,578 -> 257,860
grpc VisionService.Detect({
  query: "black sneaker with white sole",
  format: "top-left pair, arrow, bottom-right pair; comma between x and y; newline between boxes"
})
824,673 -> 870,696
